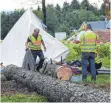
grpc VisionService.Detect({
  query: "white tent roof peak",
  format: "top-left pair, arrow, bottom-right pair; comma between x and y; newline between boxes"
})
1,9 -> 69,67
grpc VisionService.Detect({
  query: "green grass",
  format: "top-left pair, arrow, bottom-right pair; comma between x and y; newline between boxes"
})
72,74 -> 110,89
86,74 -> 110,89
1,93 -> 48,102
87,74 -> 110,85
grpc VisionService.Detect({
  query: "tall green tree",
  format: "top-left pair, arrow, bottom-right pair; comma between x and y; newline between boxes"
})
33,8 -> 43,20
61,2 -> 70,24
81,0 -> 90,10
99,1 -> 105,15
88,4 -> 99,16
62,2 -> 70,12
55,4 -> 61,23
46,5 -> 59,35
55,4 -> 61,11
1,9 -> 24,39
70,0 -> 80,10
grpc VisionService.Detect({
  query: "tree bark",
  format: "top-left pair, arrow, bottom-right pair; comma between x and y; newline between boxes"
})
2,65 -> 110,102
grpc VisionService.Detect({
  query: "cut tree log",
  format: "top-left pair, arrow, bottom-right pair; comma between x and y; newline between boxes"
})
2,65 -> 110,102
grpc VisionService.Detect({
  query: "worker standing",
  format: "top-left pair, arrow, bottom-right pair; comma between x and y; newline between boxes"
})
25,28 -> 46,72
75,24 -> 99,82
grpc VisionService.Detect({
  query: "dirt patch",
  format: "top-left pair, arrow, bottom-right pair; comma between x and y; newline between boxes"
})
1,80 -> 36,96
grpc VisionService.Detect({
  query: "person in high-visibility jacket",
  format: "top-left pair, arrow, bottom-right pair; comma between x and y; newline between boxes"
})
76,24 -> 99,82
25,28 -> 46,72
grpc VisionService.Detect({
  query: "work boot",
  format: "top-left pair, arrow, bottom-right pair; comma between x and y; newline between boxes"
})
91,77 -> 96,84
82,79 -> 88,86
91,77 -> 96,81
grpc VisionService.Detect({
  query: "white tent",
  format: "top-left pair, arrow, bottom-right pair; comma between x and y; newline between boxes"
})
1,9 -> 69,67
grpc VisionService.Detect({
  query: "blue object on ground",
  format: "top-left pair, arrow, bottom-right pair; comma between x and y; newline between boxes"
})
71,75 -> 82,82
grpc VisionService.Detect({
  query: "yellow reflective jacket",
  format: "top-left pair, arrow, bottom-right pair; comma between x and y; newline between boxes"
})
28,34 -> 42,50
80,30 -> 98,53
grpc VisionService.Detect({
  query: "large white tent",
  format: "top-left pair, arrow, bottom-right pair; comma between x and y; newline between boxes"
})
1,9 -> 69,67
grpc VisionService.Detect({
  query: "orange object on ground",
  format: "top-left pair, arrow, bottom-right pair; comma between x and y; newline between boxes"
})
56,65 -> 72,80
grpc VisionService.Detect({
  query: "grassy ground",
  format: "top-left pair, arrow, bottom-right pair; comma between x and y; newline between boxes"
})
87,74 -> 110,92
1,93 -> 47,102
87,74 -> 110,85
71,74 -> 110,92
1,80 -> 48,102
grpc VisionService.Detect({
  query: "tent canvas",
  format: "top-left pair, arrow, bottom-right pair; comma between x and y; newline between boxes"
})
1,9 -> 69,67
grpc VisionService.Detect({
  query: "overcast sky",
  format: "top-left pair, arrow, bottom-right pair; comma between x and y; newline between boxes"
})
0,0 -> 103,11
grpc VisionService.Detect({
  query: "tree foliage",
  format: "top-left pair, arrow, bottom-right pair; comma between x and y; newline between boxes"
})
81,0 -> 90,10
1,0 -> 105,39
99,1 -> 105,15
70,0 -> 80,10
1,9 -> 25,39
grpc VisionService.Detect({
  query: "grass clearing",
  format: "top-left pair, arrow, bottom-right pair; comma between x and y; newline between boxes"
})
72,74 -> 110,90
87,74 -> 110,90
1,93 -> 48,102
87,74 -> 110,85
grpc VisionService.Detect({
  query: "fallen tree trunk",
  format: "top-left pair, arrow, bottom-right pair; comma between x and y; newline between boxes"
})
3,65 -> 110,102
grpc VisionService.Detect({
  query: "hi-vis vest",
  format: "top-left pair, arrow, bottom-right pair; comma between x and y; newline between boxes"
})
80,30 -> 97,52
28,34 -> 42,50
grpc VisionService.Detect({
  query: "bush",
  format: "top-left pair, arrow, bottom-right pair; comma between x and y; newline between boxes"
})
97,43 -> 110,58
101,57 -> 110,68
65,43 -> 81,61
65,43 -> 110,59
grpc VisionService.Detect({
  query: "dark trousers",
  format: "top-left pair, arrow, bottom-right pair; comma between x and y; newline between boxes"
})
31,50 -> 45,71
81,52 -> 96,81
